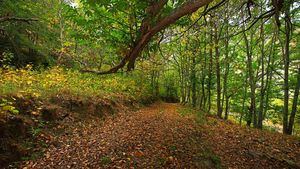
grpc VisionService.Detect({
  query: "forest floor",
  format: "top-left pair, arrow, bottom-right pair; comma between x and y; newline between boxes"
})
20,102 -> 300,169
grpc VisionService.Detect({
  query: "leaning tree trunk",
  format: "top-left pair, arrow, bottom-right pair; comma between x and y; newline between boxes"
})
90,0 -> 214,75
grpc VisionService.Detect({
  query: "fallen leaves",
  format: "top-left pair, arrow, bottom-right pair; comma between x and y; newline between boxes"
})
20,103 -> 300,169
21,103 -> 219,168
201,116 -> 300,169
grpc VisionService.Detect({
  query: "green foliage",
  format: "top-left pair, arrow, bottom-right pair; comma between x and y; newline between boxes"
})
30,121 -> 45,137
0,0 -> 61,66
177,107 -> 194,117
199,150 -> 222,169
0,98 -> 19,114
0,66 -> 152,100
0,52 -> 14,67
100,156 -> 112,165
177,106 -> 205,124
160,71 -> 178,101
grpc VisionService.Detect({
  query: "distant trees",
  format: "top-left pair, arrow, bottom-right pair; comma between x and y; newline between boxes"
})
155,0 -> 299,134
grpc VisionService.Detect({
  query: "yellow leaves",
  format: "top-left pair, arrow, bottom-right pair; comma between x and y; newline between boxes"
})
2,105 -> 14,111
190,6 -> 206,21
190,12 -> 199,22
271,99 -> 284,107
32,92 -> 41,98
0,66 -> 148,100
290,40 -> 297,48
294,27 -> 300,34
27,80 -> 33,85
63,41 -> 75,47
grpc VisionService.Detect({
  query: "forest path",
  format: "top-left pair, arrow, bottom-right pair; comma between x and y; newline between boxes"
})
22,102 -> 219,169
21,102 -> 300,169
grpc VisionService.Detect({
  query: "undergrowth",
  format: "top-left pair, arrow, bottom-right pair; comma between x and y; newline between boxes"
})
177,106 -> 206,124
0,66 -> 152,101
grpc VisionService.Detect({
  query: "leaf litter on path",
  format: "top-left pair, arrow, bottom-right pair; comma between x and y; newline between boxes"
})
21,102 -> 299,169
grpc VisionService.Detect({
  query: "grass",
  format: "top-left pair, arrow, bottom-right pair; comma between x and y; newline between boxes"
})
198,150 -> 222,169
0,66 -> 152,101
177,106 -> 206,124
100,156 -> 112,165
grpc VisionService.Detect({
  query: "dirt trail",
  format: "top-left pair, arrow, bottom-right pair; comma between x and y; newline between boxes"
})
22,102 -> 219,169
21,102 -> 300,169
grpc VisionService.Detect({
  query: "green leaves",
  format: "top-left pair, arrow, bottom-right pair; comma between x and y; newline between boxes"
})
0,98 -> 19,115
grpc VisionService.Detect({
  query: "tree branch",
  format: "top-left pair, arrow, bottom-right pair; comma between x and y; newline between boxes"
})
0,16 -> 38,23
84,0 -> 214,75
126,0 -> 214,71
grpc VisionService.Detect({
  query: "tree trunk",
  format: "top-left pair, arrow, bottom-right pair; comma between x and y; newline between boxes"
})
200,54 -> 207,109
191,55 -> 197,107
283,5 -> 291,134
287,67 -> 300,135
264,35 -> 275,119
243,30 -> 256,127
258,14 -> 265,129
95,0 -> 214,74
224,95 -> 230,120
222,17 -> 230,119
201,35 -> 207,110
240,79 -> 247,125
215,24 -> 222,118
207,25 -> 213,113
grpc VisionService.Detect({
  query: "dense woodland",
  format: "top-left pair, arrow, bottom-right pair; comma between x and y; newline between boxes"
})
0,0 -> 299,168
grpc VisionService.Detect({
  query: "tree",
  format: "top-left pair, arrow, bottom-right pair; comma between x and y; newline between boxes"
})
85,0 -> 215,74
